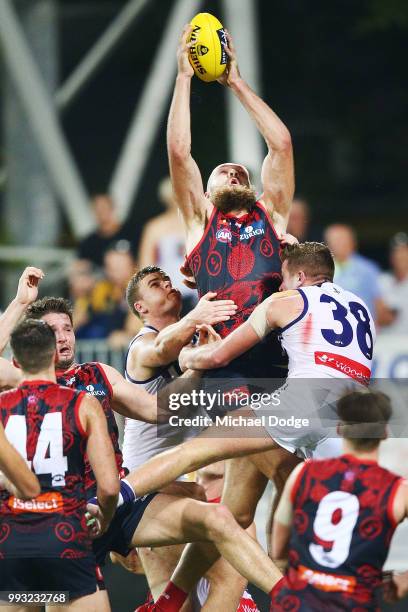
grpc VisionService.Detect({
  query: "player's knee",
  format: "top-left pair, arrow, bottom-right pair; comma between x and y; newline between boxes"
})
204,503 -> 236,540
231,505 -> 255,529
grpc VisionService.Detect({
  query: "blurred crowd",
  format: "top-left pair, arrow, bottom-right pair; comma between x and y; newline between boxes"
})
66,179 -> 196,349
66,184 -> 408,349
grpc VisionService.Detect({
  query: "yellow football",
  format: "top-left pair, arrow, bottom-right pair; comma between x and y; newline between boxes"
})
188,13 -> 227,83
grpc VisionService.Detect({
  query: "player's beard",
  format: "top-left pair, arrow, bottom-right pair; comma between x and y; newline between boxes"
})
56,352 -> 75,371
211,185 -> 257,215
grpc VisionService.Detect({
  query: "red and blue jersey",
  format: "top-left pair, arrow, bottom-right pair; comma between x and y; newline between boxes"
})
187,202 -> 282,337
186,203 -> 285,377
0,381 -> 92,559
271,455 -> 403,611
57,362 -> 124,496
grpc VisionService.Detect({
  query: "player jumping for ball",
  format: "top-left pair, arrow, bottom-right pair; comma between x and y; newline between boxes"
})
108,242 -> 376,604
167,22 -> 298,564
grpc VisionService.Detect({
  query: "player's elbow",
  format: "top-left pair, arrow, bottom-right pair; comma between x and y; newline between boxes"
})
168,140 -> 190,163
208,350 -> 229,369
154,341 -> 172,366
276,129 -> 292,153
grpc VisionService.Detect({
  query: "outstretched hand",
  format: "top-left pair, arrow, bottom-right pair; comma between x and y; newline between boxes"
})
15,267 -> 44,306
177,24 -> 194,78
217,30 -> 241,87
190,292 -> 237,326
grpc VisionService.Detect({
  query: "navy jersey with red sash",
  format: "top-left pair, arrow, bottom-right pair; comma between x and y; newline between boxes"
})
186,202 -> 286,378
57,362 -> 124,496
0,381 -> 92,559
271,455 -> 403,611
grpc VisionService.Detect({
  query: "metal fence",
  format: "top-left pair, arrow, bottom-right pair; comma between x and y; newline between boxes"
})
75,340 -> 126,371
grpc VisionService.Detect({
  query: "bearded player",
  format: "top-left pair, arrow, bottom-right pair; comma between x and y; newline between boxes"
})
0,267 -> 157,594
0,268 -> 157,487
0,269 -> 285,611
94,242 -> 377,609
110,241 -> 375,600
168,23 -> 298,558
170,27 -> 294,368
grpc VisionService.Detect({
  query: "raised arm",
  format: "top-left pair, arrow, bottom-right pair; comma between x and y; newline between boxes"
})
0,422 -> 40,500
220,32 -> 294,232
167,25 -> 209,233
0,357 -> 21,389
100,363 -> 157,422
79,395 -> 119,534
131,292 -> 237,370
0,267 -> 44,355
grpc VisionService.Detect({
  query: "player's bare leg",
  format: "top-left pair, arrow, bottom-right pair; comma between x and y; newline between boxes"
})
217,447 -> 301,577
110,548 -> 144,573
221,456 -> 268,528
222,445 -> 301,525
137,482 -> 205,602
138,545 -> 188,601
257,450 -> 302,563
126,410 -> 276,497
131,493 -> 282,595
200,521 -> 257,612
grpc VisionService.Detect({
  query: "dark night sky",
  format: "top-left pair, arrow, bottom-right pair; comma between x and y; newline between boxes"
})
18,0 -> 408,263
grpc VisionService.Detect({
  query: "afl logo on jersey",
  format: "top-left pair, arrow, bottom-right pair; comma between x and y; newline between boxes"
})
216,228 -> 232,243
85,384 -> 106,397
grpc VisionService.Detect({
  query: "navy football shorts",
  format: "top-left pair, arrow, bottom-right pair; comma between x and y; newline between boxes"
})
0,557 -> 97,600
93,494 -> 156,567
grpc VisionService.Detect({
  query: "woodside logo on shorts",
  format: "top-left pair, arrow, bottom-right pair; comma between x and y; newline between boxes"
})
8,492 -> 63,513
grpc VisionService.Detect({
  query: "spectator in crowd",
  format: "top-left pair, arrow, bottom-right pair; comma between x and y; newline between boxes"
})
67,259 -> 98,335
69,241 -> 140,346
377,232 -> 408,334
137,177 -> 197,313
286,196 -> 310,241
324,223 -> 382,317
77,194 -> 140,267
